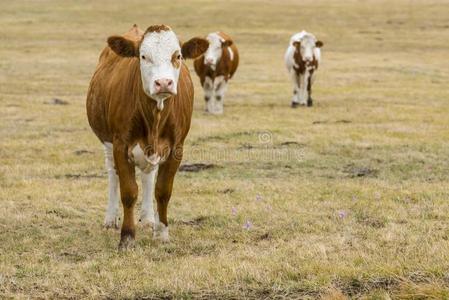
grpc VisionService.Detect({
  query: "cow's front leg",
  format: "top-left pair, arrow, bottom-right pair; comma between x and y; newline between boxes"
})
298,72 -> 309,106
212,75 -> 227,114
113,141 -> 138,250
203,76 -> 215,113
290,72 -> 300,108
153,152 -> 181,242
139,165 -> 158,227
307,70 -> 315,107
103,142 -> 120,229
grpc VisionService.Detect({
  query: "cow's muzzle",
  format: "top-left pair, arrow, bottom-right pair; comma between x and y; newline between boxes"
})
154,78 -> 175,95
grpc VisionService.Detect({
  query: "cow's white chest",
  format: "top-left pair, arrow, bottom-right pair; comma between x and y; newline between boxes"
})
131,144 -> 161,173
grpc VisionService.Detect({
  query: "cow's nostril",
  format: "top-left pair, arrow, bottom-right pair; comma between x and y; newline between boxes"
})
154,79 -> 174,94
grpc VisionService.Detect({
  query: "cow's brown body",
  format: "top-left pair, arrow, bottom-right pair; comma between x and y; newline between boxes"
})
193,32 -> 239,114
86,25 -> 202,249
292,47 -> 319,107
284,31 -> 323,108
193,32 -> 239,85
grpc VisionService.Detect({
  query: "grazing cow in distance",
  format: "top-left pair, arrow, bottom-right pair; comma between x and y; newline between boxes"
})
194,32 -> 239,114
86,24 -> 208,249
285,31 -> 323,107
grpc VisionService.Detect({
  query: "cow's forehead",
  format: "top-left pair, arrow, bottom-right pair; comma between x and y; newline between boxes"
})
300,34 -> 316,46
140,30 -> 180,58
207,33 -> 222,46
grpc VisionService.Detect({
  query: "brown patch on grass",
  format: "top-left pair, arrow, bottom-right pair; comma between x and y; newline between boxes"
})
179,163 -> 217,172
344,164 -> 379,178
46,98 -> 69,105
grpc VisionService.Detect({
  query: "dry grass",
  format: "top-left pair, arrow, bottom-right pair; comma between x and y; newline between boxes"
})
1,0 -> 449,298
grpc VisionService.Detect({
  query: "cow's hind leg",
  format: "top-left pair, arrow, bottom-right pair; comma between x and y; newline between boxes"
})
139,166 -> 158,227
307,70 -> 314,107
204,76 -> 214,113
113,142 -> 138,250
153,154 -> 181,242
103,143 -> 120,229
213,75 -> 227,114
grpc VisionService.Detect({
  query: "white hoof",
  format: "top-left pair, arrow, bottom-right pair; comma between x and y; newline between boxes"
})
153,222 -> 170,242
104,215 -> 120,229
139,212 -> 155,228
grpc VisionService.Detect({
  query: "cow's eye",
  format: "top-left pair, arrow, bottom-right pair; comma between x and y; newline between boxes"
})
141,55 -> 146,60
177,54 -> 181,60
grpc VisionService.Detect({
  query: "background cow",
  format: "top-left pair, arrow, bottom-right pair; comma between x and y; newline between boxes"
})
284,31 -> 323,107
194,31 -> 239,114
86,25 -> 208,249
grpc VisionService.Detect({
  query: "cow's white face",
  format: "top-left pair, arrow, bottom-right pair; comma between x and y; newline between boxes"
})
107,25 -> 209,109
204,33 -> 224,69
139,29 -> 181,102
298,35 -> 316,63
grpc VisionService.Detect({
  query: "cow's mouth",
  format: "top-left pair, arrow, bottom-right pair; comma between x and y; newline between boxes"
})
157,92 -> 173,97
152,91 -> 176,101
206,62 -> 216,70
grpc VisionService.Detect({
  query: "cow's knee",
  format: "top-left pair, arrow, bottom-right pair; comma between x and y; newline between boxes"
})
121,182 -> 138,208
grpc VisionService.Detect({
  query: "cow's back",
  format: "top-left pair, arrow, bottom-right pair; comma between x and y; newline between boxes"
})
86,49 -> 140,143
86,26 -> 144,143
227,43 -> 239,78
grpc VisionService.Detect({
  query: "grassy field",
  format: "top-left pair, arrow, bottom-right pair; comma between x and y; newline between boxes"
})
1,0 -> 449,298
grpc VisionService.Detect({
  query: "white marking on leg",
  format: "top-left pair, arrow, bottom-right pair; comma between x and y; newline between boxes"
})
153,221 -> 170,242
298,72 -> 309,105
103,142 -> 120,228
139,165 -> 158,227
290,71 -> 300,104
211,75 -> 226,114
152,195 -> 169,242
204,76 -> 215,113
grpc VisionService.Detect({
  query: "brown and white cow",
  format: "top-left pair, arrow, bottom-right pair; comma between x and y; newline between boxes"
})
285,31 -> 323,107
86,24 -> 208,249
193,32 -> 239,114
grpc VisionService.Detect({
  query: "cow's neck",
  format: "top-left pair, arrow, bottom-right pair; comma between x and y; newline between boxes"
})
137,94 -> 172,156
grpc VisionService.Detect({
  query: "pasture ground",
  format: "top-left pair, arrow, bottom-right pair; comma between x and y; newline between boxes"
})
1,0 -> 449,298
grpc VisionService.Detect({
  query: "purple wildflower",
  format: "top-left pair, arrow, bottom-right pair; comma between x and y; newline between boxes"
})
231,207 -> 238,216
338,210 -> 347,219
243,220 -> 252,230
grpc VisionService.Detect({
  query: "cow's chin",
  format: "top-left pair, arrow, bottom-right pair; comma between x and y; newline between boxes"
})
152,92 -> 174,100
205,63 -> 216,71
150,92 -> 176,111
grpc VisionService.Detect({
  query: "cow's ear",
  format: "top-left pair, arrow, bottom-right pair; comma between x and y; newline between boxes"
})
293,41 -> 301,49
181,37 -> 209,59
222,40 -> 233,47
107,36 -> 139,57
315,40 -> 323,48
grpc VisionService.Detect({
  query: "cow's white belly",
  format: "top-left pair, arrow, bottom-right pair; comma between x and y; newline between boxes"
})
131,144 -> 161,173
